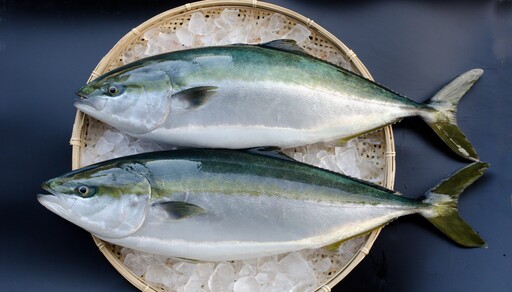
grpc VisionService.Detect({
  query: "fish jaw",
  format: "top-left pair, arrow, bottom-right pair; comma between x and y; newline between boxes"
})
37,194 -> 72,219
39,180 -> 77,211
74,97 -> 107,113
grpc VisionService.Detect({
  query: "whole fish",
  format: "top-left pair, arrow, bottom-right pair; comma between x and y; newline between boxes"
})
75,40 -> 482,161
38,149 -> 487,261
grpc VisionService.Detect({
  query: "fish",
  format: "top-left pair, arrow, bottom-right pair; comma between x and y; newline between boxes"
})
75,40 -> 483,161
38,149 -> 487,261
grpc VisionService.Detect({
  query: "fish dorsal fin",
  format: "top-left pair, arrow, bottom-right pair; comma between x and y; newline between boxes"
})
260,39 -> 310,56
171,86 -> 218,110
154,201 -> 206,220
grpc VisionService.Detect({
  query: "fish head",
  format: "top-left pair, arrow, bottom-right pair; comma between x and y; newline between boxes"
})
75,66 -> 173,135
38,161 -> 152,239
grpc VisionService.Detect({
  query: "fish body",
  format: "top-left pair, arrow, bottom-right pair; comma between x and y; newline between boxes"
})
38,149 -> 487,261
75,40 -> 482,161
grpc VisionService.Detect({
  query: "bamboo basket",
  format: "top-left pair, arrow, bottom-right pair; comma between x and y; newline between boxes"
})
69,1 -> 396,291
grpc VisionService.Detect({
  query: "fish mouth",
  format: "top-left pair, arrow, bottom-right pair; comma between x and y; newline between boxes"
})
74,97 -> 106,112
75,85 -> 91,100
76,88 -> 87,98
37,182 -> 76,213
37,193 -> 70,217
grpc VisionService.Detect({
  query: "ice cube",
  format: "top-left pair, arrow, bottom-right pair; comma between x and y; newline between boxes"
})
197,262 -> 215,278
133,139 -> 163,153
219,9 -> 239,23
183,274 -> 204,292
123,253 -> 147,276
260,260 -> 278,275
359,160 -> 384,183
214,17 -> 232,31
255,272 -> 269,285
293,152 -> 304,162
316,149 -> 329,160
277,252 -> 315,282
201,17 -> 216,36
208,262 -> 235,292
259,30 -> 280,43
226,26 -> 249,44
122,44 -> 146,64
143,28 -> 161,42
314,257 -> 332,273
270,273 -> 294,291
95,151 -> 115,163
239,264 -> 257,277
120,145 -> 138,157
81,146 -> 97,166
123,252 -> 165,277
103,129 -> 125,145
95,136 -> 114,156
145,41 -> 162,56
158,32 -> 182,52
145,263 -> 174,287
188,12 -> 206,35
176,27 -> 195,47
200,32 -> 216,46
283,24 -> 311,44
234,276 -> 261,292
213,29 -> 229,45
174,261 -> 197,275
326,51 -> 351,69
268,13 -> 287,32
334,146 -> 361,178
319,154 -> 343,173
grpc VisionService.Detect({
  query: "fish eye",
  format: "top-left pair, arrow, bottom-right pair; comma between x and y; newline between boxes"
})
108,85 -> 119,96
75,185 -> 96,198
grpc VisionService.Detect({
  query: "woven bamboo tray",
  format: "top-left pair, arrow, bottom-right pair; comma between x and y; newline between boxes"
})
69,1 -> 396,291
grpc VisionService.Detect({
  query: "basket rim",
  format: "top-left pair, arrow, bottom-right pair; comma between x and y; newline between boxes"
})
69,1 -> 396,291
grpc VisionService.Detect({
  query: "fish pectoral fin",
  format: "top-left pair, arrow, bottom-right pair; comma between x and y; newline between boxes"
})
260,39 -> 310,56
171,86 -> 218,110
154,201 -> 206,220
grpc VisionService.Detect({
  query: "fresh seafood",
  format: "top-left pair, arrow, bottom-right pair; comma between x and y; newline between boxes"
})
38,149 -> 487,261
75,40 -> 483,161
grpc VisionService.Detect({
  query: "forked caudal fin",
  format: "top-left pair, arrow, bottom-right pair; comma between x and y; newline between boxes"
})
421,161 -> 489,247
421,69 -> 483,161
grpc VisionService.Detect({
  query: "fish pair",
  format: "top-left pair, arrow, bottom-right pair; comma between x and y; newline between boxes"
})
39,40 -> 487,261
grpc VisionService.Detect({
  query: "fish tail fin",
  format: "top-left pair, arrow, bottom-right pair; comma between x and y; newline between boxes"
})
420,161 -> 489,247
421,69 -> 483,161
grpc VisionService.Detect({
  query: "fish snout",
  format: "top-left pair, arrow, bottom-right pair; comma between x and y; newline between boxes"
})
75,84 -> 94,99
41,179 -> 53,193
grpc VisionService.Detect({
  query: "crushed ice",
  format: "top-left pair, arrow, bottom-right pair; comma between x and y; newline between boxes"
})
81,8 -> 388,292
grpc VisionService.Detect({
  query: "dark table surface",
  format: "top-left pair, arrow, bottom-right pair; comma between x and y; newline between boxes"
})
1,1 -> 511,291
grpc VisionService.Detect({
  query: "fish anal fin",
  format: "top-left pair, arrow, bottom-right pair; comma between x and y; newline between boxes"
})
326,137 -> 352,147
171,86 -> 218,110
155,201 -> 206,220
323,225 -> 388,253
324,239 -> 347,252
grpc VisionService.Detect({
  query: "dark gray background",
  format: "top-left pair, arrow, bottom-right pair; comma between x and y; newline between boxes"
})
1,0 -> 510,291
